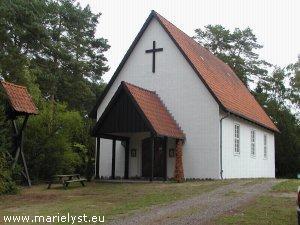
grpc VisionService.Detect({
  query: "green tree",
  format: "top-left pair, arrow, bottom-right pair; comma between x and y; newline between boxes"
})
193,25 -> 270,86
0,0 -> 106,187
287,55 -> 300,108
255,67 -> 300,177
34,0 -> 109,113
0,0 -> 109,114
0,0 -> 47,82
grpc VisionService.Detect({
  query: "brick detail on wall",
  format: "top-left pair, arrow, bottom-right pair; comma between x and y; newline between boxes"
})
174,139 -> 184,182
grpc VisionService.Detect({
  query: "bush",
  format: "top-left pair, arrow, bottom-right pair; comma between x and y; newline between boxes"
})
24,101 -> 94,182
0,104 -> 17,194
0,155 -> 18,195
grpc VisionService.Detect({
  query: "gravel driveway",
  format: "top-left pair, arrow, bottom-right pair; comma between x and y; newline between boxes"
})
108,179 -> 281,225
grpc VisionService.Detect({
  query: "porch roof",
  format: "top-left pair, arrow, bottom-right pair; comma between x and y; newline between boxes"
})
92,82 -> 185,139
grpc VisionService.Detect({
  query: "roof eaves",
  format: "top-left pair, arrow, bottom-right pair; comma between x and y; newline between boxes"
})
227,109 -> 279,133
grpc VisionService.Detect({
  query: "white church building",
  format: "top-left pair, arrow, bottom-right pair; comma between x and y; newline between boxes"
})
89,11 -> 278,180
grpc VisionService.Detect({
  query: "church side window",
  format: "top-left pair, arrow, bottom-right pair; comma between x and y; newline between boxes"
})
251,130 -> 256,157
234,124 -> 240,155
263,134 -> 267,159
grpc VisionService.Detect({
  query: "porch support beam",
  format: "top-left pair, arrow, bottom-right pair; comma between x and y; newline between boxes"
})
99,133 -> 128,141
150,135 -> 155,182
124,139 -> 130,179
95,137 -> 100,179
111,139 -> 116,179
164,137 -> 168,181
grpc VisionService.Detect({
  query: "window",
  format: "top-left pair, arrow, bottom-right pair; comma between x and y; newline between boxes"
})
251,130 -> 256,156
234,124 -> 240,154
263,134 -> 267,159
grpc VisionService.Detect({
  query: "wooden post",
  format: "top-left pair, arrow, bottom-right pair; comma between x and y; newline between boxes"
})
20,136 -> 31,186
20,115 -> 29,131
12,115 -> 28,169
150,136 -> 154,182
20,118 -> 31,186
11,115 -> 31,186
111,139 -> 116,179
95,137 -> 100,179
164,137 -> 168,181
12,121 -> 20,169
124,139 -> 130,179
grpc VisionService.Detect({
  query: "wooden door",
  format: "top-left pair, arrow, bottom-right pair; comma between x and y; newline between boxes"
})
154,138 -> 165,178
142,137 -> 152,177
142,137 -> 166,179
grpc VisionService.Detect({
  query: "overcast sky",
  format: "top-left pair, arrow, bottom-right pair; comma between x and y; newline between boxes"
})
78,0 -> 299,83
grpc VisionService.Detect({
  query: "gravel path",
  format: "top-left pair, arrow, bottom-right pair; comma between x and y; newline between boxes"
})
108,179 -> 281,225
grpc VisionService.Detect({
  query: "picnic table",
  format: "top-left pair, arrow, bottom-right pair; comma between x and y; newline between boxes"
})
46,174 -> 86,189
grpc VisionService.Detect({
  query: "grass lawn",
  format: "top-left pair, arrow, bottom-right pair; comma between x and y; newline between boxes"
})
0,180 -> 230,225
272,179 -> 300,192
214,179 -> 300,225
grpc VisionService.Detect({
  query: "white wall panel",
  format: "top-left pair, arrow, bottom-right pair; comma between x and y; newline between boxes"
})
96,18 -> 222,179
221,115 -> 275,178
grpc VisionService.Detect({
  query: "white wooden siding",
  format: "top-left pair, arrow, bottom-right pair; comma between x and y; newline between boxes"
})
221,114 -> 275,178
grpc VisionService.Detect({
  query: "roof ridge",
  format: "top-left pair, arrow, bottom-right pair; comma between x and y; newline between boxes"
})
122,81 -> 156,94
154,12 -> 238,77
155,13 -> 260,96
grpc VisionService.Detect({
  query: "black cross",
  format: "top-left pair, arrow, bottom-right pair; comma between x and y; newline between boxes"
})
145,41 -> 163,73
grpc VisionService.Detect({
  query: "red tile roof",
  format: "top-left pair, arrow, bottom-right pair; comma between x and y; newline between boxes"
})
90,11 -> 278,132
155,12 -> 278,132
123,82 -> 185,139
1,81 -> 38,115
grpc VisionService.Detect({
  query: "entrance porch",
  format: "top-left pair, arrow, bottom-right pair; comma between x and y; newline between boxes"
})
95,133 -> 178,181
91,82 -> 185,181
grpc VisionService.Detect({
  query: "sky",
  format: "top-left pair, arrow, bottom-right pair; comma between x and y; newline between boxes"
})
78,0 -> 299,83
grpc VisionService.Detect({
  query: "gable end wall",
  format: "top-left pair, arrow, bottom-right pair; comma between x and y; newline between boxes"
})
97,18 -> 220,179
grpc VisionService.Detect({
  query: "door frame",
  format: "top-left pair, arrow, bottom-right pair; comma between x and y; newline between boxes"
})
141,136 -> 167,180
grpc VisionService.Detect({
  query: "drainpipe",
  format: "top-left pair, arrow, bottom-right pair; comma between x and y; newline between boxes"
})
220,112 -> 230,179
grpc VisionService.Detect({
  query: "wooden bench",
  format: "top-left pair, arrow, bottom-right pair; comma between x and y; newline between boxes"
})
64,178 -> 87,189
46,174 -> 86,189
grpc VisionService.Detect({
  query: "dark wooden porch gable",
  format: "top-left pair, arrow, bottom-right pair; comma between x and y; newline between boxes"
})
94,89 -> 150,135
92,82 -> 184,139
